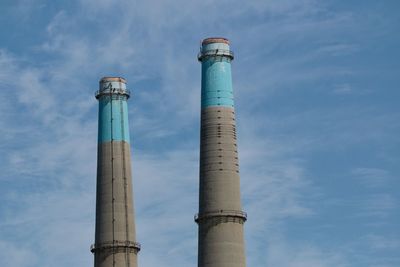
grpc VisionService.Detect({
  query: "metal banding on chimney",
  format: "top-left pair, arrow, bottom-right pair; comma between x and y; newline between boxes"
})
196,38 -> 247,267
92,77 -> 140,267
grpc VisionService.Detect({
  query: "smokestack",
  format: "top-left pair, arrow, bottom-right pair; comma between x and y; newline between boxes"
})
91,77 -> 140,267
196,38 -> 247,267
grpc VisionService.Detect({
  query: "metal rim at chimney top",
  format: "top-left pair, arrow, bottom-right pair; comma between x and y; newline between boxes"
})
201,37 -> 230,45
95,76 -> 130,100
198,37 -> 234,62
100,77 -> 127,84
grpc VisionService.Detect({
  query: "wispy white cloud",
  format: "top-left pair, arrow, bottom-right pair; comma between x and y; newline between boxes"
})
0,241 -> 38,267
365,234 -> 400,250
352,168 -> 392,188
264,236 -> 349,267
359,194 -> 397,218
317,43 -> 359,56
333,83 -> 353,94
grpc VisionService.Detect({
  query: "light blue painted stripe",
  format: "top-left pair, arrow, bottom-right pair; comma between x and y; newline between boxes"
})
201,57 -> 234,108
201,90 -> 233,98
202,98 -> 234,107
98,96 -> 130,143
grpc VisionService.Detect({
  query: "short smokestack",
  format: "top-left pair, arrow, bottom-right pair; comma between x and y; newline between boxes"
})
196,38 -> 247,267
92,77 -> 140,267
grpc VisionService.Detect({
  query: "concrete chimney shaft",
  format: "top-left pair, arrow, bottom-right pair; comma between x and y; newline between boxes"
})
196,38 -> 247,267
92,77 -> 140,267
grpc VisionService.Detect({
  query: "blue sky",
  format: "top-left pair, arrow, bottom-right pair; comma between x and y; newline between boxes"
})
0,0 -> 399,266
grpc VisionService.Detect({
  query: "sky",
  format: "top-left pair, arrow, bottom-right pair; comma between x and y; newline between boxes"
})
0,0 -> 399,266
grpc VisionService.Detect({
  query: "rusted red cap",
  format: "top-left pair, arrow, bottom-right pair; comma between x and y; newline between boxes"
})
100,77 -> 127,84
202,37 -> 230,45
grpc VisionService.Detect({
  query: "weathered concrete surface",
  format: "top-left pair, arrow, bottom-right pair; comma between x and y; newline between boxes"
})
93,77 -> 139,267
94,142 -> 139,267
197,107 -> 246,267
197,38 -> 246,267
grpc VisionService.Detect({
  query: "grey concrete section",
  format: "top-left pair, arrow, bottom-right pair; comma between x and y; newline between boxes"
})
197,106 -> 246,267
94,141 -> 139,267
199,107 -> 241,212
198,218 -> 246,267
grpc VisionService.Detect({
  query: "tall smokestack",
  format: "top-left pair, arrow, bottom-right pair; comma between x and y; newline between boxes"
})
196,38 -> 247,267
91,77 -> 140,267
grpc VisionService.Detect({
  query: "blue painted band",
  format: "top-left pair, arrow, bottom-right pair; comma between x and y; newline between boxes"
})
201,56 -> 234,108
98,95 -> 130,143
202,90 -> 233,98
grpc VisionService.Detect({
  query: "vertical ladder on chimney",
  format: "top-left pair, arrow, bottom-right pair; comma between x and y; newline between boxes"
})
120,92 -> 131,267
109,90 -> 116,267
